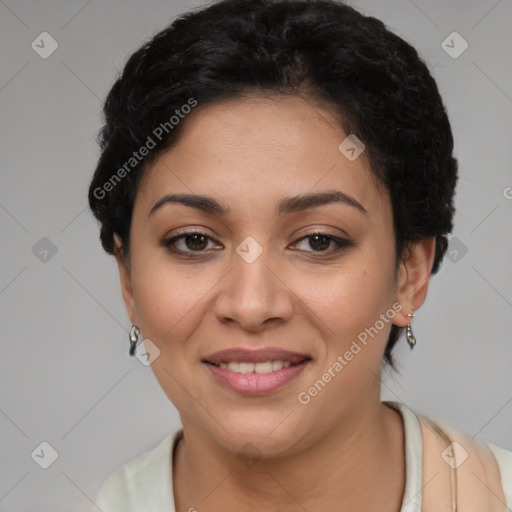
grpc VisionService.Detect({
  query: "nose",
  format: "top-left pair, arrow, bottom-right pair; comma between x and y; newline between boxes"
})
213,242 -> 294,333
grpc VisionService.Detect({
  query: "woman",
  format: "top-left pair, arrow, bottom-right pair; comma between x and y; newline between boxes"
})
88,0 -> 512,510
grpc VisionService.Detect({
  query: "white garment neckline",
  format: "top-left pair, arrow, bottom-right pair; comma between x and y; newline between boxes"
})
384,400 -> 423,512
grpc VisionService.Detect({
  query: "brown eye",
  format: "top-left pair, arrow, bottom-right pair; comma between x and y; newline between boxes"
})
162,230 -> 218,254
293,232 -> 353,253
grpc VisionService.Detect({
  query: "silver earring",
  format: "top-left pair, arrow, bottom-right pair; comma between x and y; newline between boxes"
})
129,325 -> 140,356
406,307 -> 416,349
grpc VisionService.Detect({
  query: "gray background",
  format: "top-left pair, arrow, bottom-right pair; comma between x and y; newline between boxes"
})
1,0 -> 511,510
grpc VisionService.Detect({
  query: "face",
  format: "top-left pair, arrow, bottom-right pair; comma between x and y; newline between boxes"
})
114,95 -> 434,457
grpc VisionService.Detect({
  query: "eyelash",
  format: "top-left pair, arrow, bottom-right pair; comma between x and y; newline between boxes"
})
161,229 -> 353,257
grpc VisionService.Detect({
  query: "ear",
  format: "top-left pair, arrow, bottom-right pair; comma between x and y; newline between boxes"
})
113,234 -> 138,326
393,236 -> 436,327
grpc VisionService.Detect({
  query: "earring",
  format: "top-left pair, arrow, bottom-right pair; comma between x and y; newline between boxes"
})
129,324 -> 140,356
406,307 -> 416,349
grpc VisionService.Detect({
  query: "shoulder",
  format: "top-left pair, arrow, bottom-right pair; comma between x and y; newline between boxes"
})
415,409 -> 512,511
92,429 -> 182,512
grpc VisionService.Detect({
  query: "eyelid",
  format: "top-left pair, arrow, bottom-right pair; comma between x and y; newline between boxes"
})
291,231 -> 353,253
162,228 -> 219,249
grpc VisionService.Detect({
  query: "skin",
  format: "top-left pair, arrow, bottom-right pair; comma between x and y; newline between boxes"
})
113,94 -> 436,511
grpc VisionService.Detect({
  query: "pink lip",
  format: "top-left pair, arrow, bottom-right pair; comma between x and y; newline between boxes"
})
204,359 -> 311,396
203,347 -> 311,365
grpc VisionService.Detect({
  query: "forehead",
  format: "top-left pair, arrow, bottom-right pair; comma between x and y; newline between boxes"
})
136,95 -> 389,220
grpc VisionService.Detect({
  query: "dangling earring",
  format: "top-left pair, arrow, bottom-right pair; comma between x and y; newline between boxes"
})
129,325 -> 140,356
406,307 -> 416,349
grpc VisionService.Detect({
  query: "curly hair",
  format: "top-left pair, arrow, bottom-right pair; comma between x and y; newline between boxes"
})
88,0 -> 458,371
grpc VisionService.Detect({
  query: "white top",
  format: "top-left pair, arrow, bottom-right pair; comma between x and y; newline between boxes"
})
92,401 -> 512,511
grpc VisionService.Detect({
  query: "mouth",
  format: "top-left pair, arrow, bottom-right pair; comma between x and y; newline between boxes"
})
201,348 -> 312,396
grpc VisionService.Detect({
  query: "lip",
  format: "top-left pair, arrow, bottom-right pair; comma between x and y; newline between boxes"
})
204,359 -> 311,396
203,347 -> 311,365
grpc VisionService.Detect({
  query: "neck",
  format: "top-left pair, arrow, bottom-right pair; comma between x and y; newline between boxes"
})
173,397 -> 405,512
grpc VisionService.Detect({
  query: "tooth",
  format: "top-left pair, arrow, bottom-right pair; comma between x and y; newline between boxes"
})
216,360 -> 296,373
239,362 -> 255,374
255,361 -> 273,374
227,361 -> 240,372
272,360 -> 284,371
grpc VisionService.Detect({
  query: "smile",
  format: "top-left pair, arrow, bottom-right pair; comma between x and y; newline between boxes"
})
204,359 -> 311,396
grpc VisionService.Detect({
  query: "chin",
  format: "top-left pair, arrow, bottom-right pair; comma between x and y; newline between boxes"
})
211,416 -> 305,457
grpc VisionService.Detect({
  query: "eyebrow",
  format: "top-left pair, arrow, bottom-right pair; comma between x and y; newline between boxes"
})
149,190 -> 367,217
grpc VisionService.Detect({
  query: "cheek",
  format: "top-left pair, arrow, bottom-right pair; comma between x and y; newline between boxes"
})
298,262 -> 395,407
306,256 -> 393,322
129,250 -> 205,346
304,254 -> 397,375
130,262 -> 246,387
